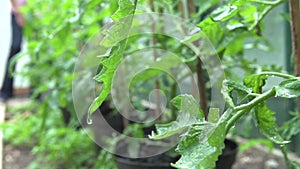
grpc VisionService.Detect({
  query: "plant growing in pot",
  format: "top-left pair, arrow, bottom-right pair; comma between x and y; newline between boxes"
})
150,72 -> 300,169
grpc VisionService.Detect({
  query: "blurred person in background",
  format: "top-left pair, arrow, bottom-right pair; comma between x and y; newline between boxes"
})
0,0 -> 26,102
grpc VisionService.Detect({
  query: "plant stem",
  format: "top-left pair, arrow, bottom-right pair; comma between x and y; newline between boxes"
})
281,145 -> 292,169
225,88 -> 276,133
258,72 -> 296,79
248,0 -> 287,5
289,0 -> 300,119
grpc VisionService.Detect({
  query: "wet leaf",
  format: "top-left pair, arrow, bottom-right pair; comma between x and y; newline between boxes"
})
172,122 -> 226,169
275,78 -> 300,98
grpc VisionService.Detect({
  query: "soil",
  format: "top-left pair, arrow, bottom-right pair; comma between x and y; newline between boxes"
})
3,144 -> 35,169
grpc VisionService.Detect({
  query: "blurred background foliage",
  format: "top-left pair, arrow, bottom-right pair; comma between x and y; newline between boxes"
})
1,0 -> 299,168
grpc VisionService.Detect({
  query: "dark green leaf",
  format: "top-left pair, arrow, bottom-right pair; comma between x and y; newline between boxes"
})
255,103 -> 289,144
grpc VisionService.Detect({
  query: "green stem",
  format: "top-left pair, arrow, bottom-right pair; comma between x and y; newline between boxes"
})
249,0 -> 287,30
248,0 -> 287,5
259,72 -> 296,79
281,145 -> 292,169
225,88 -> 276,133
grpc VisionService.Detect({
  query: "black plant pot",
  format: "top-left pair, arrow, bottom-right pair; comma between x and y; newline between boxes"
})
115,156 -> 176,169
115,153 -> 178,169
115,139 -> 238,169
216,139 -> 238,169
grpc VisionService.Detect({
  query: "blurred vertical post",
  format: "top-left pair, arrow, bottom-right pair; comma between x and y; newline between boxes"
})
150,0 -> 162,118
289,0 -> 300,119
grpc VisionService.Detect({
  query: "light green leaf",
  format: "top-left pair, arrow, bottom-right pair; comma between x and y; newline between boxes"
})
243,74 -> 267,94
171,94 -> 204,118
111,0 -> 135,21
208,108 -> 220,123
211,5 -> 239,22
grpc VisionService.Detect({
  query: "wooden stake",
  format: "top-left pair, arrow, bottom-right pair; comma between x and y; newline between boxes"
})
289,0 -> 300,118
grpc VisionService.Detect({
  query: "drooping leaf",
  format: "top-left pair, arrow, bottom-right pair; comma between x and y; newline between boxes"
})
89,46 -> 124,114
88,0 -> 137,115
255,103 -> 289,145
275,78 -> 300,98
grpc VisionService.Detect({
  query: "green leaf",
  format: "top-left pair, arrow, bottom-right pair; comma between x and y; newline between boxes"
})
172,122 -> 226,169
208,108 -> 220,123
111,0 -> 135,21
222,79 -> 253,107
255,103 -> 289,145
149,112 -> 203,140
243,74 -> 267,94
275,78 -> 300,98
150,95 -> 204,140
211,5 -> 239,22
89,46 -> 124,114
88,0 -> 137,115
171,94 -> 204,118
